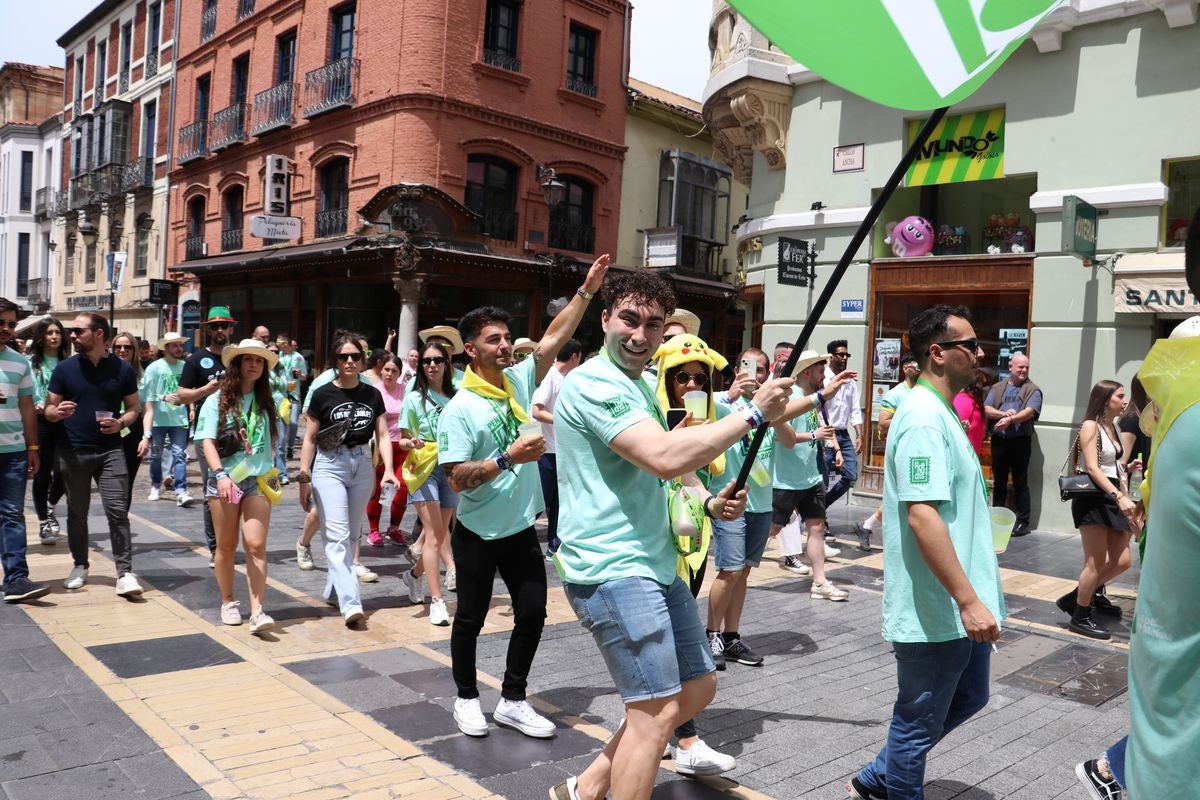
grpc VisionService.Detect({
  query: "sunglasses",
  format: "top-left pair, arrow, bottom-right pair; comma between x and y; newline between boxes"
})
831,352 -> 851,359
113,344 -> 134,351
421,356 -> 447,366
335,352 -> 363,363
932,338 -> 979,354
673,371 -> 709,388
67,327 -> 93,336
208,323 -> 234,331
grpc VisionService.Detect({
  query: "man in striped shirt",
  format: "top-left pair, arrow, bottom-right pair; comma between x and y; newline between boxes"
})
0,297 -> 47,603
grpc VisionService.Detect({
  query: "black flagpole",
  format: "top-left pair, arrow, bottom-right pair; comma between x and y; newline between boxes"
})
731,105 -> 950,495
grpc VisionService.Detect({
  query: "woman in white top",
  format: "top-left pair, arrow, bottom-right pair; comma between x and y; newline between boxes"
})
1059,380 -> 1137,640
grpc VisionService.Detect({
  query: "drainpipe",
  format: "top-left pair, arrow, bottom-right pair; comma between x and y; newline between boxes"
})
157,0 -> 183,339
621,1 -> 633,100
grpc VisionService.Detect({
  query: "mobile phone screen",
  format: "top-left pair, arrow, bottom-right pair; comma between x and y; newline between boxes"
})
666,408 -> 688,429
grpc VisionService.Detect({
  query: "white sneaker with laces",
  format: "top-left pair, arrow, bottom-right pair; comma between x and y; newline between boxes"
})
494,698 -> 555,738
115,573 -> 144,597
354,563 -> 378,583
429,597 -> 450,626
811,581 -> 849,601
176,492 -> 196,508
220,600 -> 242,625
673,738 -> 737,776
453,697 -> 489,737
296,541 -> 315,570
63,566 -> 88,590
248,610 -> 275,634
403,569 -> 425,604
824,542 -> 840,559
148,486 -> 160,502
781,555 -> 811,575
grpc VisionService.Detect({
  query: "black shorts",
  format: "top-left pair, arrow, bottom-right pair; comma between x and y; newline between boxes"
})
771,484 -> 826,527
1071,495 -> 1130,532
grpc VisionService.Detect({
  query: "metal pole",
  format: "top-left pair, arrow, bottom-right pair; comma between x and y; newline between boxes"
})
731,106 -> 949,494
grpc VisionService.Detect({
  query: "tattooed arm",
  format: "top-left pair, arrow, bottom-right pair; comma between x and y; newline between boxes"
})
444,459 -> 501,492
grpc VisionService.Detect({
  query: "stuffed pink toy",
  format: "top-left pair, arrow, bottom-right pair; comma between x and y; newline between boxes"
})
887,215 -> 934,257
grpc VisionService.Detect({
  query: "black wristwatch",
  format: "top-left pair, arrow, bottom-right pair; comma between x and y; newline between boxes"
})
494,451 -> 515,472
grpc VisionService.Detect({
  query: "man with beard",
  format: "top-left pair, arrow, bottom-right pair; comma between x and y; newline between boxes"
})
44,312 -> 142,595
847,305 -> 1001,800
177,307 -> 236,565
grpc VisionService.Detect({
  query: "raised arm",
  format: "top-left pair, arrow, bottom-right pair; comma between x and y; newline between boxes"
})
533,254 -> 610,383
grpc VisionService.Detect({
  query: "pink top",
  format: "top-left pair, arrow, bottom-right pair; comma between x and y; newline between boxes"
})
953,391 -> 985,455
379,381 -> 405,441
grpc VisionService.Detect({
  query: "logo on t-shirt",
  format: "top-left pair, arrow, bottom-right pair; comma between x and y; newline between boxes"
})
601,397 -> 632,418
439,431 -> 449,450
329,401 -> 376,432
201,357 -> 214,369
909,456 -> 931,485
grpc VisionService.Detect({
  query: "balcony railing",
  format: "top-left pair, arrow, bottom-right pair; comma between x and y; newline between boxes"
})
121,157 -> 154,192
221,227 -> 243,252
178,120 -> 208,164
251,82 -> 296,135
34,187 -> 52,217
72,98 -> 82,116
549,219 -> 596,253
27,278 -> 48,305
210,103 -> 248,150
302,57 -> 359,118
237,0 -> 255,19
566,77 -> 598,98
472,207 -> 518,242
201,4 -> 218,41
90,165 -> 122,199
119,69 -> 129,93
315,208 -> 348,238
54,191 -> 69,216
483,49 -> 522,73
94,79 -> 105,101
145,50 -> 159,78
68,174 -> 95,210
186,235 -> 207,260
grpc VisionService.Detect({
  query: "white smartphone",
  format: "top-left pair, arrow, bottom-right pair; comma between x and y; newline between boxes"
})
739,357 -> 756,378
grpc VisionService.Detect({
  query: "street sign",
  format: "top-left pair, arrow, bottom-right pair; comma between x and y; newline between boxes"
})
1062,195 -> 1098,262
149,279 -> 179,306
778,237 -> 814,287
250,214 -> 301,240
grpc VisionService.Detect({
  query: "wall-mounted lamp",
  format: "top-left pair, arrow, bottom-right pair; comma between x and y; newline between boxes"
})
47,239 -> 57,252
136,212 -> 155,232
77,220 -> 99,246
810,201 -> 826,212
537,165 -> 565,211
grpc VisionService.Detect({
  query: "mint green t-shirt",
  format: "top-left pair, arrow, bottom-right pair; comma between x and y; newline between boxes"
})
400,388 -> 451,441
772,389 -> 823,491
437,357 -> 542,539
555,355 -> 674,586
278,351 -> 307,400
142,357 -> 188,428
0,349 -> 33,454
27,354 -> 58,406
880,381 -> 912,412
195,391 -> 274,477
717,397 -> 776,514
882,384 -> 1005,643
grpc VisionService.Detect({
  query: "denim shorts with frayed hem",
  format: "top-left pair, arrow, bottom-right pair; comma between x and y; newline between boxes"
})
564,575 -> 714,703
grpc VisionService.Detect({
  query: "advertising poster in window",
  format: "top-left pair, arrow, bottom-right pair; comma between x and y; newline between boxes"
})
874,338 -> 900,382
998,328 -> 1027,377
870,383 -> 892,421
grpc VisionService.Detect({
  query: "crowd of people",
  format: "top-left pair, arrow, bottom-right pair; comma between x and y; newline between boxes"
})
0,206 -> 1196,800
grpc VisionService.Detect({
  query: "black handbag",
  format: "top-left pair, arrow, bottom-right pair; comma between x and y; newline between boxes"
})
215,428 -> 243,459
1057,424 -> 1103,502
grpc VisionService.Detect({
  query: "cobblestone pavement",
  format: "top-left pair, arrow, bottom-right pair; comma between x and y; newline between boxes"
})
0,453 -> 1136,799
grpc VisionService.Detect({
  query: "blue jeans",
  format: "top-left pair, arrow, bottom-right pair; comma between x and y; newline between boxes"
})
311,446 -> 374,615
823,429 -> 859,506
274,419 -> 288,474
856,638 -> 991,799
149,426 -> 189,491
287,397 -> 301,452
0,452 -> 30,590
1106,735 -> 1128,788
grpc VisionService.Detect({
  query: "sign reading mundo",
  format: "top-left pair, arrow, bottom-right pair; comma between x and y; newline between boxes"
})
905,108 -> 1005,186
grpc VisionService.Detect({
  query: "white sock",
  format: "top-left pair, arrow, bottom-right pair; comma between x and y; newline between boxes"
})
863,515 -> 880,532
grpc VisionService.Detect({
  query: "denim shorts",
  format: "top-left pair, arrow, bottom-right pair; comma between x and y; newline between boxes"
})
564,576 -> 714,703
205,475 -> 260,499
713,510 -> 773,570
411,464 -> 459,508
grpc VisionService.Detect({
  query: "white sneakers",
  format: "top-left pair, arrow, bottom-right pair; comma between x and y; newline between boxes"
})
343,608 -> 365,626
354,563 -> 378,583
673,738 -> 737,776
220,600 -> 242,625
445,569 -> 457,592
781,555 -> 811,575
296,541 -> 315,570
148,487 -> 161,502
403,569 -> 425,604
63,566 -> 88,590
454,697 -> 556,738
176,492 -> 196,508
248,610 -> 275,634
454,697 -> 490,737
115,573 -> 144,597
429,597 -> 450,626
811,581 -> 850,601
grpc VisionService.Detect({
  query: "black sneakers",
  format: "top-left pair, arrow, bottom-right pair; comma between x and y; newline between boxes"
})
1075,759 -> 1123,800
846,776 -> 889,799
707,631 -> 726,671
1069,607 -> 1112,640
723,637 -> 763,667
3,577 -> 50,603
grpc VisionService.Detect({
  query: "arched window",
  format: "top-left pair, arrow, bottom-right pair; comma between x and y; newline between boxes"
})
317,157 -> 349,237
549,175 -> 594,253
466,155 -> 518,242
222,186 -> 244,252
186,197 -> 206,260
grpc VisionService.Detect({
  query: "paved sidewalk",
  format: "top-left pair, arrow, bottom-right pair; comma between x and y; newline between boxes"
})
1,468 -> 1134,800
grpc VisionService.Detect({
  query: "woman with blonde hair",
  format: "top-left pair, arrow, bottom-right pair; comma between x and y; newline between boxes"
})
111,331 -> 145,507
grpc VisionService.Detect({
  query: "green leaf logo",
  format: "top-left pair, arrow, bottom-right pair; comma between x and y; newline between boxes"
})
725,0 -> 1064,110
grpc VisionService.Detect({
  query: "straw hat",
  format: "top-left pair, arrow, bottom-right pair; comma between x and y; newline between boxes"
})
790,349 -> 831,376
513,337 -> 537,354
664,308 -> 701,337
419,324 -> 464,354
222,338 -> 279,370
157,333 -> 188,350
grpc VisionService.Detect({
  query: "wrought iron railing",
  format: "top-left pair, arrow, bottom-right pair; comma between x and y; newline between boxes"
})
35,187 -> 52,217
54,191 -> 69,216
209,103 -> 248,150
549,219 -> 596,253
27,278 -> 47,305
315,208 -> 348,238
121,157 -> 154,192
201,3 -> 218,41
566,77 -> 598,98
145,50 -> 159,78
91,164 -> 123,199
72,98 -> 82,116
472,207 -> 518,242
119,69 -> 129,93
251,82 -> 296,135
237,0 -> 255,19
302,57 -> 359,118
178,120 -> 208,164
483,49 -> 522,73
221,227 -> 243,252
186,235 -> 207,260
69,173 -> 95,209
94,77 -> 105,101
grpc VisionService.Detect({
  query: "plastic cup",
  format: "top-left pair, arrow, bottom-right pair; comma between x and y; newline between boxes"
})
518,421 -> 542,440
682,390 -> 708,421
94,410 -> 114,421
990,506 -> 1017,553
748,457 -> 771,486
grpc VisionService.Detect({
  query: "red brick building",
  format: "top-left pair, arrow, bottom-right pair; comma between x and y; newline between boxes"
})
168,0 -> 633,359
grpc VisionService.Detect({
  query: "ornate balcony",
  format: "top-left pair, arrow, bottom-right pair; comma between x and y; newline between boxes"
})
34,187 -> 52,218
53,191 -> 69,216
201,4 -> 218,42
549,219 -> 595,253
237,0 -> 255,19
178,120 -> 208,164
145,50 -> 159,78
27,278 -> 48,305
302,57 -> 359,118
221,227 -> 243,252
186,235 -> 207,260
251,82 -> 296,135
566,77 -> 598,98
68,173 -> 95,210
315,208 -> 347,238
483,49 -> 521,73
472,207 -> 518,243
210,103 -> 248,151
119,69 -> 129,94
121,157 -> 154,192
91,164 -> 124,199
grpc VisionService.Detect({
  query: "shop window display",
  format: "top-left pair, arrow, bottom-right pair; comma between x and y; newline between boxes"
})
1163,157 -> 1200,249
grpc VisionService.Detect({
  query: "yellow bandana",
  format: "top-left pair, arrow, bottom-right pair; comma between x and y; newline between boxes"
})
1136,337 -> 1200,509
461,365 -> 532,425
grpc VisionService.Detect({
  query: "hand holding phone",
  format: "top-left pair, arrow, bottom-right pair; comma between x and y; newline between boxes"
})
228,481 -> 244,505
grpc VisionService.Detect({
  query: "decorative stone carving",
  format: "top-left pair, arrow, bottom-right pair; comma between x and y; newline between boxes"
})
392,233 -> 423,275
392,273 -> 426,300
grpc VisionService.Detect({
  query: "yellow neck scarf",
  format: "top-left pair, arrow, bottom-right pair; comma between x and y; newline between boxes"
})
461,365 -> 531,424
1137,337 -> 1200,509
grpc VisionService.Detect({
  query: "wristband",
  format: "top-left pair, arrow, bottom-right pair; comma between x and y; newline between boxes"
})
494,451 -> 515,472
738,402 -> 767,429
703,495 -> 718,519
27,444 -> 39,451
213,469 -> 229,481
816,390 -> 826,407
576,287 -> 594,301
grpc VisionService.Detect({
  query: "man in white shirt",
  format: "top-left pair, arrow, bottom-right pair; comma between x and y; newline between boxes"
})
822,339 -> 863,510
530,339 -> 582,558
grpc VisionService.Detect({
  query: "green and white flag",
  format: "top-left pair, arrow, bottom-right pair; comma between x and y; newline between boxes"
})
726,0 -> 1066,110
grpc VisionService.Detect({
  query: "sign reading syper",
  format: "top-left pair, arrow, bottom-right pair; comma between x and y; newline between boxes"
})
1062,195 -> 1097,263
251,153 -> 301,241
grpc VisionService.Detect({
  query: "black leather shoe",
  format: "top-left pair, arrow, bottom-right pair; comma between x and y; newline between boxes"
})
1069,608 -> 1112,640
1092,591 -> 1122,617
1056,587 -> 1078,615
1011,523 -> 1031,537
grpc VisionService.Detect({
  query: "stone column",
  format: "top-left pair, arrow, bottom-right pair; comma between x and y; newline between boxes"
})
393,274 -> 426,356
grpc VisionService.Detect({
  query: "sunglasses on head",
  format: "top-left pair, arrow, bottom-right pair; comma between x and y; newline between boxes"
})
421,356 -> 447,366
67,327 -> 93,336
335,352 -> 363,363
673,370 -> 709,388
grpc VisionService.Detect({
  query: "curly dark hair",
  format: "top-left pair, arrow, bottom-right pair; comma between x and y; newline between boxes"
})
458,306 -> 511,346
600,269 -> 675,317
909,304 -> 971,368
29,317 -> 68,369
216,354 -> 279,454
